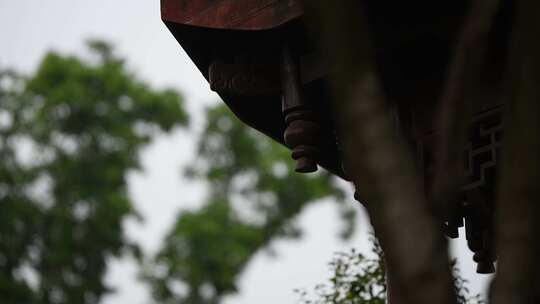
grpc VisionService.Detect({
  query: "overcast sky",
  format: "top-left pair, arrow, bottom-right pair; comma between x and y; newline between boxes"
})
0,1 -> 491,303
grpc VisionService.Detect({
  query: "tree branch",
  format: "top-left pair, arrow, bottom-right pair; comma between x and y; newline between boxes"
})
433,0 -> 501,221
303,2 -> 455,303
491,1 -> 540,303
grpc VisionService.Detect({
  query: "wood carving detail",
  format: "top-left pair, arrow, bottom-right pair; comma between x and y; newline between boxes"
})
209,62 -> 280,96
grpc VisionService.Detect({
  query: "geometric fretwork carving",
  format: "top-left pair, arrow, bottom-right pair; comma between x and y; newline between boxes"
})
463,106 -> 502,191
417,104 -> 502,274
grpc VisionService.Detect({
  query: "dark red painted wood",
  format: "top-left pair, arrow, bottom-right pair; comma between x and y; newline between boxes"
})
161,0 -> 303,30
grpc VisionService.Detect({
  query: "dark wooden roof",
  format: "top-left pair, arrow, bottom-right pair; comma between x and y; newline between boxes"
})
161,0 -> 303,30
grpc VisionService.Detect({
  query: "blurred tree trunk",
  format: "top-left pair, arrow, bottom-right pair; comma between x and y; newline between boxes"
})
303,2 -> 456,304
491,1 -> 540,303
433,0 -> 500,220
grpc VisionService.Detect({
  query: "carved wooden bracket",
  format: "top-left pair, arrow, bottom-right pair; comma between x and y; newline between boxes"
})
209,62 -> 280,96
208,52 -> 327,96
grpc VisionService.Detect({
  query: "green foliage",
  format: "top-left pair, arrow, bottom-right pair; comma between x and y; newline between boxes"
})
0,40 -> 187,304
451,261 -> 486,304
296,238 -> 386,304
297,239 -> 484,304
147,105 -> 357,303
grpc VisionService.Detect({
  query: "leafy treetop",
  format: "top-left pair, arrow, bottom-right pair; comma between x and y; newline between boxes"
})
0,40 -> 187,304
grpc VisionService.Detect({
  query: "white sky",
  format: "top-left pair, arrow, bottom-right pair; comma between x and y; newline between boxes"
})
0,1 -> 491,303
